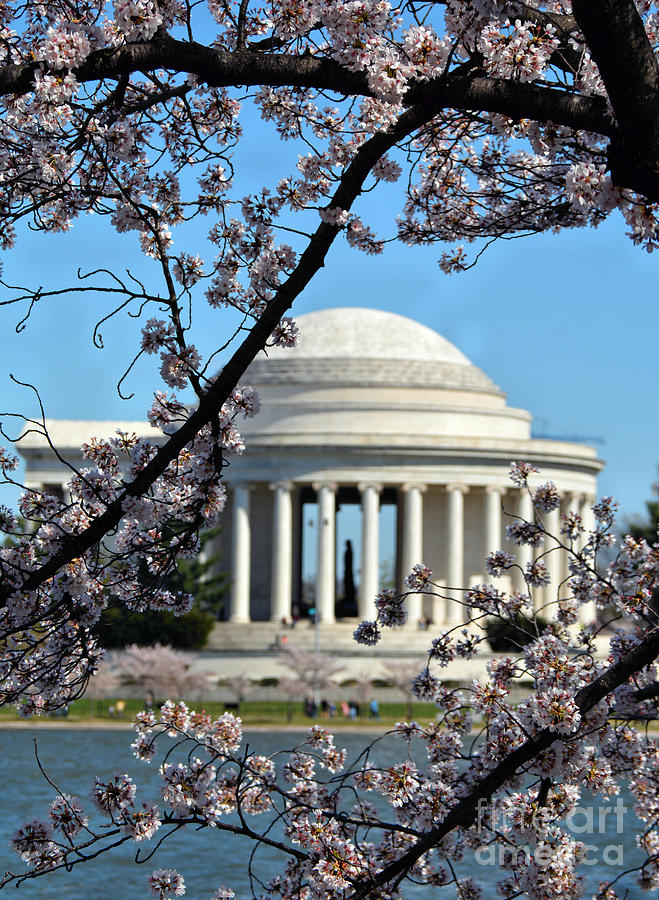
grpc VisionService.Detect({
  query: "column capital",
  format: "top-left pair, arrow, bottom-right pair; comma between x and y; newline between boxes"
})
312,481 -> 338,493
400,482 -> 427,494
446,483 -> 470,494
227,480 -> 251,492
269,480 -> 294,492
358,481 -> 383,493
485,484 -> 507,496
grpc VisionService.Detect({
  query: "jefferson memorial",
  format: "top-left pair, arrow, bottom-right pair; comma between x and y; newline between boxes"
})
19,307 -> 603,642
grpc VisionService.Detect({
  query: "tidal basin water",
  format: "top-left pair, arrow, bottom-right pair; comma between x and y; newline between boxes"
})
0,727 -> 649,899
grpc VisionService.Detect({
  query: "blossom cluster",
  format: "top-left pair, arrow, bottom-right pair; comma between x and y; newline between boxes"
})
0,377 -> 267,712
344,466 -> 659,897
0,0 -> 653,280
10,512 -> 659,900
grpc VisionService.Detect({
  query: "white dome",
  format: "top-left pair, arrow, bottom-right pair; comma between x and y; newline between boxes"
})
269,307 -> 471,365
247,307 -> 498,392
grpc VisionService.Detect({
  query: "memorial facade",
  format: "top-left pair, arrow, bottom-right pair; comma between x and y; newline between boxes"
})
19,307 -> 603,628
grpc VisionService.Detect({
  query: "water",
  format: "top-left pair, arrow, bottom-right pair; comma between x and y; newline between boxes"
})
0,728 -> 648,899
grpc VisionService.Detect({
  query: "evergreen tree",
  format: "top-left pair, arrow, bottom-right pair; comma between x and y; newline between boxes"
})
629,475 -> 659,544
95,527 -> 229,649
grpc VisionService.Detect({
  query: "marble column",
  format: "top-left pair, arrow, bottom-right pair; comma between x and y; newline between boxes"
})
543,503 -> 562,612
359,482 -> 381,620
400,483 -> 426,624
314,482 -> 337,624
484,485 -> 504,558
579,494 -> 598,626
516,488 -> 534,597
229,484 -> 251,623
562,491 -> 582,619
562,492 -> 582,583
270,481 -> 293,623
446,484 -> 468,626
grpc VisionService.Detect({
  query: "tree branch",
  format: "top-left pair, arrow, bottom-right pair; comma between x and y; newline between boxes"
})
348,626 -> 659,897
0,102 -> 437,610
633,682 -> 659,701
0,35 -> 613,138
572,0 -> 659,197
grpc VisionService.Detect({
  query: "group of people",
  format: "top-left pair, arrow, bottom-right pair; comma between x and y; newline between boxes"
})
107,700 -> 126,717
303,697 -> 380,720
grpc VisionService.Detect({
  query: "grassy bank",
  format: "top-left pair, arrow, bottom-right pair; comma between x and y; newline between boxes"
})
0,698 -> 438,729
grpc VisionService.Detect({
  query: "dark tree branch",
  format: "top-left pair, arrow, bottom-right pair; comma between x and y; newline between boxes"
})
236,0 -> 251,50
633,683 -> 659,701
0,35 -> 613,138
572,0 -> 659,197
407,75 -> 612,136
348,626 -> 659,898
0,101 -> 436,610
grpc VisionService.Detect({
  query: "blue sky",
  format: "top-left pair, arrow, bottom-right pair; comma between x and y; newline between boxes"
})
0,101 -> 657,530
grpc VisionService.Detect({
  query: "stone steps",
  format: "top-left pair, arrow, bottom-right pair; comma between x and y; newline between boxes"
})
206,621 -> 439,655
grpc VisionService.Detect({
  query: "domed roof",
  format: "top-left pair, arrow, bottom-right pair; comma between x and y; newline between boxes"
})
246,307 -> 500,393
269,308 -> 470,364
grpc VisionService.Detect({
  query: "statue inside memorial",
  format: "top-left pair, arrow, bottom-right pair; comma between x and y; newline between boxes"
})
337,539 -> 358,618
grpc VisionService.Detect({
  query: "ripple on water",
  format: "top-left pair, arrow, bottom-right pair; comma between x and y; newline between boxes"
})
0,727 -> 647,899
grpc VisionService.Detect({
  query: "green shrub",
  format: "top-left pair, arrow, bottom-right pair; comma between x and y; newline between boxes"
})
486,614 -> 547,652
95,604 -> 215,649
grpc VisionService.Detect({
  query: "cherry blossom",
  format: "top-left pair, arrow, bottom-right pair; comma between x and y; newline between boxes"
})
533,482 -> 561,513
148,868 -> 186,899
352,619 -> 381,644
49,795 -> 87,837
405,562 -> 432,590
